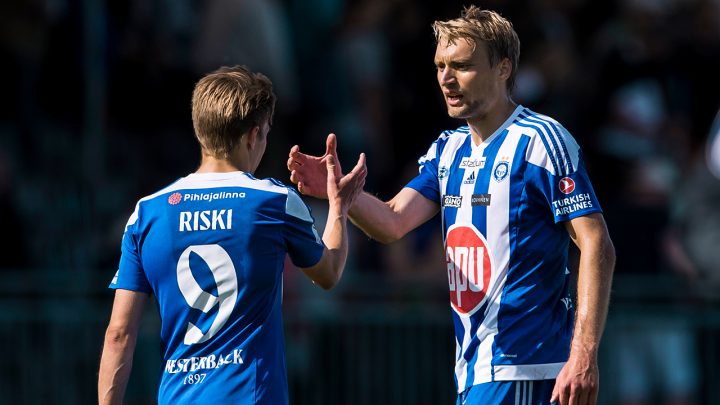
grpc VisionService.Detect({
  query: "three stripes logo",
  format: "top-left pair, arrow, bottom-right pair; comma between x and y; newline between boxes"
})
464,171 -> 476,185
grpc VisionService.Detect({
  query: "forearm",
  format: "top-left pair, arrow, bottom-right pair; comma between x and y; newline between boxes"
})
571,237 -> 615,354
98,329 -> 137,405
320,203 -> 349,283
348,192 -> 410,244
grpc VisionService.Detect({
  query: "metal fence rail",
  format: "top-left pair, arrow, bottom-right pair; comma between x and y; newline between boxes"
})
0,271 -> 718,404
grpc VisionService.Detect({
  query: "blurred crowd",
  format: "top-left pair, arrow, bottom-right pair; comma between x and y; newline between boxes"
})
1,0 -> 719,402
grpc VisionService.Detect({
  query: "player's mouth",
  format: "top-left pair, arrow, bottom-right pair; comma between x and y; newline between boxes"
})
445,92 -> 464,107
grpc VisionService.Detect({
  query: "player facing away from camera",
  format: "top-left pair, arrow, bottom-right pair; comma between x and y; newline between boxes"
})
287,6 -> 615,405
98,65 -> 367,405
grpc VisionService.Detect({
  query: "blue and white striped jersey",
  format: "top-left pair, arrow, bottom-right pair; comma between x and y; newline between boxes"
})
406,105 -> 602,392
110,171 -> 324,405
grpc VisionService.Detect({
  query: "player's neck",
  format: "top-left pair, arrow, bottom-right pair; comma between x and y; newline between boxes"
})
467,99 -> 517,145
196,155 -> 249,174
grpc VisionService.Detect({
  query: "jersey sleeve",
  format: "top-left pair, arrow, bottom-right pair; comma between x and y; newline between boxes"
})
405,138 -> 441,203
541,150 -> 602,223
109,207 -> 152,293
283,189 -> 325,268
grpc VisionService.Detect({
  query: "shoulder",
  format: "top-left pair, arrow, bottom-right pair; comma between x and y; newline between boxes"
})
420,125 -> 471,163
512,108 -> 581,176
252,176 -> 313,221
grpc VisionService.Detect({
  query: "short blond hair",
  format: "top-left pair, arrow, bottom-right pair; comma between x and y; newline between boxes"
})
432,5 -> 520,92
191,65 -> 276,159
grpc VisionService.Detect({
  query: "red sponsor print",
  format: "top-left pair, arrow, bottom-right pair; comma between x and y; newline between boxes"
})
445,224 -> 493,315
168,192 -> 182,205
559,177 -> 576,194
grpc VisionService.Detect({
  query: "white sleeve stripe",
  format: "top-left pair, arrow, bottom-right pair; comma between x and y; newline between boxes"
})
524,113 -> 574,173
285,190 -> 313,222
515,116 -> 562,176
520,113 -> 570,176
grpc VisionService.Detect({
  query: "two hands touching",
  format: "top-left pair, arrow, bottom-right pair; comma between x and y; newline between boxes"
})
288,133 -> 357,203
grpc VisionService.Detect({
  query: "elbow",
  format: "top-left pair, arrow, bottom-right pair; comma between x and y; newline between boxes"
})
372,232 -> 401,245
104,325 -> 134,351
315,277 -> 338,290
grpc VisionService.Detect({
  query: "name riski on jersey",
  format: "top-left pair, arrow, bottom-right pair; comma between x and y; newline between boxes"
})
179,209 -> 233,232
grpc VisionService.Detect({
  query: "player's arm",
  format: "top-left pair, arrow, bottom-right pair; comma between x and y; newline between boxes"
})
348,188 -> 439,244
288,134 -> 439,244
98,289 -> 149,405
552,213 -> 615,405
300,153 -> 367,289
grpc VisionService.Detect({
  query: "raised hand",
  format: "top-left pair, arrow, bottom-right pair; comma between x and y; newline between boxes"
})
288,134 -> 343,199
326,152 -> 366,215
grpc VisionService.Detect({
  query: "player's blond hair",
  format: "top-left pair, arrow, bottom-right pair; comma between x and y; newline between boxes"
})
191,65 -> 276,159
432,5 -> 520,92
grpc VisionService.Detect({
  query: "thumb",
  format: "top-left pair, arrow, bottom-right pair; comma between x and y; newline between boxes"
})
326,154 -> 337,181
326,133 -> 338,157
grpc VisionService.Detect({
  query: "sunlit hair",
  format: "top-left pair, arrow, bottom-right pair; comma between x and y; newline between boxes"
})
191,65 -> 276,159
432,5 -> 520,92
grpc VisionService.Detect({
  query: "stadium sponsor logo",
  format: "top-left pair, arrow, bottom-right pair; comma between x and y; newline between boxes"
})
445,224 -> 494,316
493,160 -> 510,182
438,166 -> 449,179
165,348 -> 244,374
459,157 -> 486,169
471,194 -> 491,206
552,193 -> 593,216
559,177 -> 575,194
179,209 -> 233,231
442,195 -> 462,208
463,171 -> 476,184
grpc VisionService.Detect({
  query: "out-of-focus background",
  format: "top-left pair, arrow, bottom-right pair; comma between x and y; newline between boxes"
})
1,0 -> 720,403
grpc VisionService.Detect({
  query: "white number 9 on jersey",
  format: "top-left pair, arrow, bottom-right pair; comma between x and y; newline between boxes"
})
176,244 -> 238,345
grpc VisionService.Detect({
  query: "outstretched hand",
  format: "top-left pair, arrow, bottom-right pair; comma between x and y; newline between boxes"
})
326,152 -> 366,215
288,134 -> 344,199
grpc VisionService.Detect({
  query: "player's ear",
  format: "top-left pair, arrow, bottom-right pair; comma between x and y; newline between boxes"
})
245,126 -> 261,151
497,58 -> 512,82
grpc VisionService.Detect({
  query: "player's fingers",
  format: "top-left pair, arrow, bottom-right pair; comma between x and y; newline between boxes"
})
290,144 -> 299,156
588,386 -> 598,405
297,181 -> 305,194
351,153 -> 366,173
326,133 -> 338,157
326,155 -> 337,183
290,170 -> 300,185
550,384 -> 559,404
575,387 -> 589,405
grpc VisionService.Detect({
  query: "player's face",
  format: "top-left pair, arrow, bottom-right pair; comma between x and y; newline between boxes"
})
435,38 -> 508,121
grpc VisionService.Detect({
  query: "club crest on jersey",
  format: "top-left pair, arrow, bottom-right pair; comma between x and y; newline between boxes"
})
559,177 -> 575,194
438,166 -> 449,179
445,224 -> 494,316
442,195 -> 462,208
493,161 -> 509,182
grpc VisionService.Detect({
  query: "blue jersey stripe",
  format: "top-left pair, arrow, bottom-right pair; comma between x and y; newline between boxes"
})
524,112 -> 574,174
442,137 -> 472,232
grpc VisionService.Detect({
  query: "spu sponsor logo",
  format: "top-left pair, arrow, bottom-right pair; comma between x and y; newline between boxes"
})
445,224 -> 494,316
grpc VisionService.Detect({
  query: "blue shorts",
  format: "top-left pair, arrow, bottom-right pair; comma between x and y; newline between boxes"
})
456,380 -> 556,405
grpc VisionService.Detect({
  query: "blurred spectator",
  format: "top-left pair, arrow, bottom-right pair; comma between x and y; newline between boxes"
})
597,80 -> 700,405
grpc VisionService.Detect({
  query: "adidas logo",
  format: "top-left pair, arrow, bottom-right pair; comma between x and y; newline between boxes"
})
464,171 -> 476,184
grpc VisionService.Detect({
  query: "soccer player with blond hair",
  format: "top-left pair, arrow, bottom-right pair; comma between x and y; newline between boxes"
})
288,6 -> 615,405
